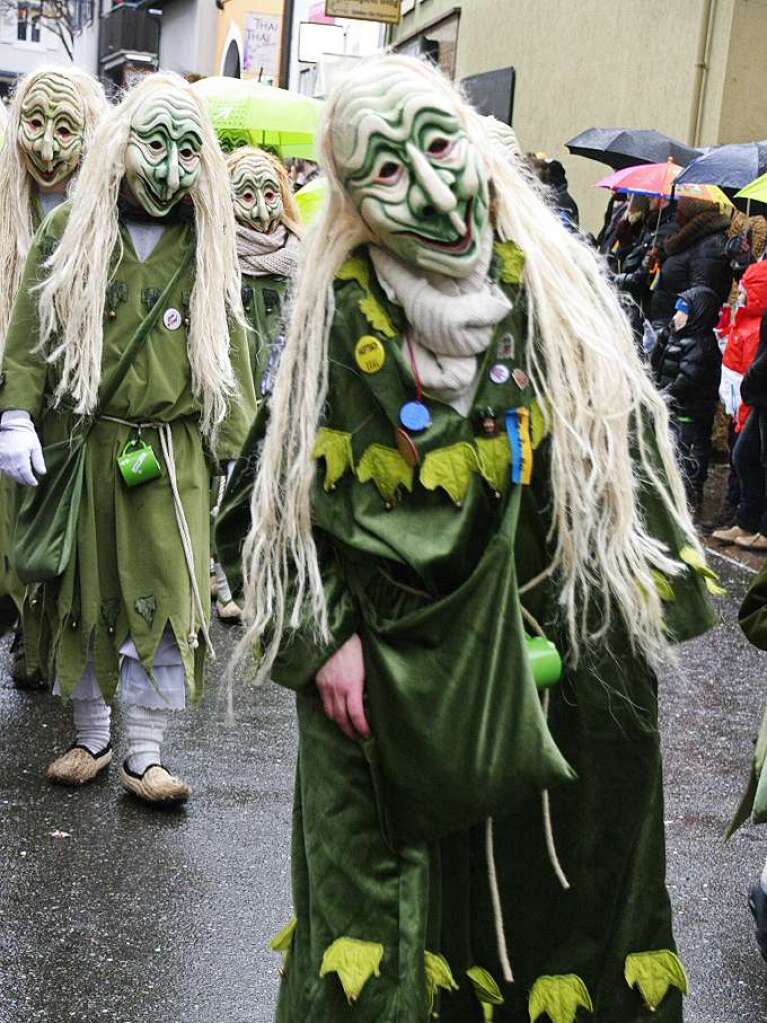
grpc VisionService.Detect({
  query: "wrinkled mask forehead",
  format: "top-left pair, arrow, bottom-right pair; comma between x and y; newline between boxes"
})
129,89 -> 202,142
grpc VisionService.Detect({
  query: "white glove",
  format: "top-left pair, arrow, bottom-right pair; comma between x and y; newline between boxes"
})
0,410 -> 46,487
719,365 -> 743,417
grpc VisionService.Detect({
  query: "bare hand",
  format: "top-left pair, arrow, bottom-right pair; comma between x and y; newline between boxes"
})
315,633 -> 370,741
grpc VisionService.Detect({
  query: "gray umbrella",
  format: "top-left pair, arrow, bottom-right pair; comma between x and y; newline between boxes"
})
675,141 -> 767,190
566,128 -> 700,170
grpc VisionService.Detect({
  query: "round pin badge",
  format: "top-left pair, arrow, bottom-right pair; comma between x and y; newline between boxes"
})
395,427 -> 420,467
399,400 -> 431,433
489,363 -> 510,384
354,335 -> 385,374
512,368 -> 530,390
163,308 -> 183,331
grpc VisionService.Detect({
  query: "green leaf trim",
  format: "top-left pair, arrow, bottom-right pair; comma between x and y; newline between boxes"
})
421,442 -> 480,505
624,950 -> 689,1011
467,966 -> 504,1020
528,974 -> 594,1023
269,916 -> 297,953
494,240 -> 526,284
337,255 -> 396,338
313,427 -> 354,491
319,936 -> 384,1004
678,546 -> 726,597
651,570 -> 676,603
705,577 -> 727,597
356,444 -> 414,504
424,951 -> 458,1014
476,435 -> 511,495
530,399 -> 548,450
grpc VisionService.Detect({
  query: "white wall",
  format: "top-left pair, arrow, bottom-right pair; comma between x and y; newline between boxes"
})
159,0 -> 219,77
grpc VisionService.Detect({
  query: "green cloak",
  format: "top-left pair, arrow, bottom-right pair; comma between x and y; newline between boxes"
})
218,240 -> 716,1022
241,272 -> 288,398
1,203 -> 257,700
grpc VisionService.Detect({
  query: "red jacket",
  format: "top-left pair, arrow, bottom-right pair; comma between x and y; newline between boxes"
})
722,261 -> 767,430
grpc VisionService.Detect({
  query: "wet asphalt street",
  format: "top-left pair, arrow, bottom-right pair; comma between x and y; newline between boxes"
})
1,553 -> 767,1022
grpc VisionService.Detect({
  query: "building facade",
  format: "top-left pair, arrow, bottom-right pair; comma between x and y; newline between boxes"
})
390,0 -> 767,231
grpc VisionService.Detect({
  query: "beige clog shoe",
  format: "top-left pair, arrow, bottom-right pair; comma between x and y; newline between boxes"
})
216,599 -> 242,622
119,762 -> 191,806
46,745 -> 113,786
735,532 -> 767,551
711,524 -> 754,544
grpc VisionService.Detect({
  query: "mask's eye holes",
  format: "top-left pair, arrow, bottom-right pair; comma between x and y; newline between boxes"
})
242,191 -> 254,203
376,161 -> 400,183
149,139 -> 163,152
427,137 -> 450,156
179,147 -> 195,160
264,189 -> 277,202
29,117 -> 43,131
58,127 -> 72,140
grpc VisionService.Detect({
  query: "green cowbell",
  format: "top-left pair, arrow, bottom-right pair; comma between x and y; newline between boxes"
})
218,240 -> 715,1022
0,202 -> 257,700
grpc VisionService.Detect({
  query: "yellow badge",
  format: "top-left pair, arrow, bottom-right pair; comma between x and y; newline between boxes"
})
354,335 -> 385,374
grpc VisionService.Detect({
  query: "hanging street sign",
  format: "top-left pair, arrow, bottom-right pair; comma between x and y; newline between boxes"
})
325,0 -> 401,24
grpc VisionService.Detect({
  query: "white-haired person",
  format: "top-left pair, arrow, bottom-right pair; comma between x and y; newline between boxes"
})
0,72 -> 257,805
209,146 -> 303,623
0,66 -> 107,687
222,56 -> 718,1022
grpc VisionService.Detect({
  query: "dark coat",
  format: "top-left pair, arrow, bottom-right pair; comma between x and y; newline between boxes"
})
651,285 -> 722,419
650,211 -> 732,326
741,310 -> 767,409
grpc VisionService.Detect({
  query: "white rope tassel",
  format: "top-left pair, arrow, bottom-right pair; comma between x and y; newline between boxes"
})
521,605 -> 571,891
485,816 -> 514,984
158,424 -> 215,658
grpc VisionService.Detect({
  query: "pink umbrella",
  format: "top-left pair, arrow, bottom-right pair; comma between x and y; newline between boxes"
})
596,160 -> 683,199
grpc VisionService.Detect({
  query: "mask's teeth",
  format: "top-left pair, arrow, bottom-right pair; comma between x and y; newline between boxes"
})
449,210 -> 465,235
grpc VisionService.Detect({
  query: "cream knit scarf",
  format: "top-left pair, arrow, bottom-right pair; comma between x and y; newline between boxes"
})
236,223 -> 300,278
369,230 -> 511,413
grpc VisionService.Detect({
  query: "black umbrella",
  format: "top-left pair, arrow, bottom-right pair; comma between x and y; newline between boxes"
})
566,127 -> 700,170
675,141 -> 767,189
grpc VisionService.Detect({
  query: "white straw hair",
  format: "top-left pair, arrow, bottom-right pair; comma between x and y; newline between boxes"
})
0,65 -> 107,351
36,71 -> 243,445
240,54 -> 702,680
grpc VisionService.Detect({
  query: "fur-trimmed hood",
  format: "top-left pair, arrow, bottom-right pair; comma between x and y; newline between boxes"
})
664,207 -> 731,257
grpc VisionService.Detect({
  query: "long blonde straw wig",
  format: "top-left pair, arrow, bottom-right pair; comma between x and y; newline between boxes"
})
0,65 -> 107,347
226,145 -> 303,237
35,71 -> 243,444
241,54 -> 701,678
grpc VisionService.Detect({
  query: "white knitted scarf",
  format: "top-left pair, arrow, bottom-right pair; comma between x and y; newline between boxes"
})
236,223 -> 300,278
369,230 -> 511,412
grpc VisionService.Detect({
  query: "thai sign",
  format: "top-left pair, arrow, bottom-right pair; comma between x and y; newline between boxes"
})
244,13 -> 283,80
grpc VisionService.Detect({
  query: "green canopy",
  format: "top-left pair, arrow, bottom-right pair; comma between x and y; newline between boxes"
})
736,170 -> 767,204
295,176 -> 328,224
192,76 -> 323,161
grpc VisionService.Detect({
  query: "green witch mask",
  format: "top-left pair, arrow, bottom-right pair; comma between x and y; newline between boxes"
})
124,91 -> 203,218
18,72 -> 86,190
230,153 -> 283,233
331,69 -> 490,278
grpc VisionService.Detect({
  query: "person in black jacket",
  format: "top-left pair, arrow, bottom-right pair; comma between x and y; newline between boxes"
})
650,197 -> 732,330
730,307 -> 767,550
651,285 -> 723,513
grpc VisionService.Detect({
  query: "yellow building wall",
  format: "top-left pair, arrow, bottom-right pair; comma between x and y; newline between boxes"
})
392,0 -> 767,232
215,0 -> 285,82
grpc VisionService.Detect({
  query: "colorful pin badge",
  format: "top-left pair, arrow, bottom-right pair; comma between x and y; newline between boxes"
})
489,363 -> 510,384
513,368 -> 529,390
395,427 -> 420,467
399,400 -> 431,433
163,308 -> 182,331
497,333 -> 515,360
354,335 -> 385,374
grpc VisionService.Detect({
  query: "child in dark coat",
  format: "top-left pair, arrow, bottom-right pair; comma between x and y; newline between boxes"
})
651,285 -> 723,512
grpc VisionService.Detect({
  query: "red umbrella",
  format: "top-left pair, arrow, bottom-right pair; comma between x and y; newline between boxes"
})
595,160 -> 682,198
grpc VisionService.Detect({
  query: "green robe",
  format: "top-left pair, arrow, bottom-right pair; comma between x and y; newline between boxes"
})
218,241 -> 715,1022
732,564 -> 767,834
241,272 -> 288,398
0,203 -> 257,700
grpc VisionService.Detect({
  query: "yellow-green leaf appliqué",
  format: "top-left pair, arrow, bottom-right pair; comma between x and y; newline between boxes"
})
313,427 -> 354,491
494,240 -> 526,284
421,443 -> 479,505
319,936 -> 384,1004
651,570 -> 676,603
678,546 -> 726,596
269,916 -> 297,953
528,974 -> 594,1023
475,435 -> 510,495
424,951 -> 458,1014
356,444 -> 414,504
337,255 -> 395,338
624,950 -> 688,1011
467,965 -> 504,1021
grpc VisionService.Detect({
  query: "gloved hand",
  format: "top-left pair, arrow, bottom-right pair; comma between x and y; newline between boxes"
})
0,410 -> 46,486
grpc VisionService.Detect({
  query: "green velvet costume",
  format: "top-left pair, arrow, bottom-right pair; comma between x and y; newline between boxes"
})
241,273 -> 287,398
0,202 -> 257,700
219,241 -> 716,1022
